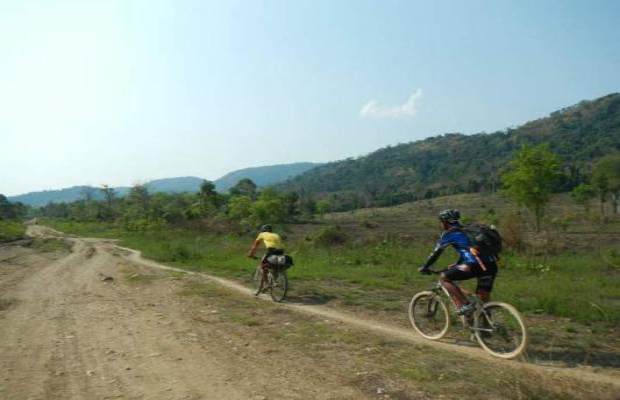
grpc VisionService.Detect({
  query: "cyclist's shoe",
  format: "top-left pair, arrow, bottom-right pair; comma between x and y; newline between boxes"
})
457,302 -> 476,316
418,266 -> 431,274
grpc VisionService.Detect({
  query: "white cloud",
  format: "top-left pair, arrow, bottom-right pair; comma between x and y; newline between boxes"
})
360,89 -> 423,119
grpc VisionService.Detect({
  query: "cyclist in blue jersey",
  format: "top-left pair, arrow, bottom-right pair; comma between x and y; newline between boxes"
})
418,209 -> 498,315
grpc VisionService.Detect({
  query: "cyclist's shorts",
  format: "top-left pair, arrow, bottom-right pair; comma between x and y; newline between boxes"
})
442,262 -> 497,293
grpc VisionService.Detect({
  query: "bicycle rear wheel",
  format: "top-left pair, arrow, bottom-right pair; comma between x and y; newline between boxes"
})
408,291 -> 450,340
474,302 -> 528,359
251,266 -> 264,296
269,268 -> 288,302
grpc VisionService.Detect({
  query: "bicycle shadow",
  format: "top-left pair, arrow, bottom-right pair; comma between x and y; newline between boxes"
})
524,347 -> 620,369
284,293 -> 335,306
446,334 -> 620,369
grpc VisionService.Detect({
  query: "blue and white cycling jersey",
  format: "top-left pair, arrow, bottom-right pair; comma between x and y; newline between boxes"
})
422,226 -> 496,269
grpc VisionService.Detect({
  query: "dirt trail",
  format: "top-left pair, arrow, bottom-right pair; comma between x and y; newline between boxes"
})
0,225 -> 618,400
0,226 -> 364,400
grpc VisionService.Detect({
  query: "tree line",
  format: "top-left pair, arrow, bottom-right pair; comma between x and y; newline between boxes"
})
8,179 -> 326,232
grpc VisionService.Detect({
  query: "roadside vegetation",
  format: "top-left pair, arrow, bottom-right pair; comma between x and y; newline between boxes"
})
0,221 -> 25,242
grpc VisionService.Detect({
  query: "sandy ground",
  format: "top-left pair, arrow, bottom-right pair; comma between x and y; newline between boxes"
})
0,225 -> 618,400
0,226 -> 368,400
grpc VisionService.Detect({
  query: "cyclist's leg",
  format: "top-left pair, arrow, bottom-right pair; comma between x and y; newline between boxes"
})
440,265 -> 476,309
475,262 -> 497,303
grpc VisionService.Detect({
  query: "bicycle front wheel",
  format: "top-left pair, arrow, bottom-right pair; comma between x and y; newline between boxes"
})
408,291 -> 450,340
474,302 -> 528,359
269,268 -> 288,302
251,266 -> 264,296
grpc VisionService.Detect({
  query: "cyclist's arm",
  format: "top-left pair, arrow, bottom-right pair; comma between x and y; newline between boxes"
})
421,242 -> 444,269
248,236 -> 262,257
421,231 -> 457,269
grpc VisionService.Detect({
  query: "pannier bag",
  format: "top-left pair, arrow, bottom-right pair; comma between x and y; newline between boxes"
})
462,223 -> 502,257
266,254 -> 294,268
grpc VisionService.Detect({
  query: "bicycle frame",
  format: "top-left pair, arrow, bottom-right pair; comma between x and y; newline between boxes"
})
427,275 -> 489,332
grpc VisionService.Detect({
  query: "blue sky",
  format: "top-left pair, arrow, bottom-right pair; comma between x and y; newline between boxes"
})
1,0 -> 619,196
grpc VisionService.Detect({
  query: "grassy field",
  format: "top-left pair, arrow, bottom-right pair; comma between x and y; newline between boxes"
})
44,193 -> 620,369
47,204 -> 620,326
0,220 -> 26,242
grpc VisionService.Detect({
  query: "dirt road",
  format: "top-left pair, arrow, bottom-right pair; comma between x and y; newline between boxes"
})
0,226 -> 618,399
0,227 -> 368,400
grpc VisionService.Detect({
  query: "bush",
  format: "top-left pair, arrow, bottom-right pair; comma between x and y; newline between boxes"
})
0,221 -> 26,241
499,211 -> 526,252
312,225 -> 347,246
121,217 -> 167,232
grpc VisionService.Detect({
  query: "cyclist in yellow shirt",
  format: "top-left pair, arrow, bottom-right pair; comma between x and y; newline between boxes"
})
247,225 -> 285,265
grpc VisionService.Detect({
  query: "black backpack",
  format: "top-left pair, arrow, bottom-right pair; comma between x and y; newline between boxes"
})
460,223 -> 502,257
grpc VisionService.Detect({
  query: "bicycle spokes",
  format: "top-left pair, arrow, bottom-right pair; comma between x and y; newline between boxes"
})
474,303 -> 527,359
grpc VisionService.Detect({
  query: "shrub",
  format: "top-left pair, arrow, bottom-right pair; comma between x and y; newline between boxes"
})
0,221 -> 25,241
499,211 -> 526,252
312,225 -> 347,246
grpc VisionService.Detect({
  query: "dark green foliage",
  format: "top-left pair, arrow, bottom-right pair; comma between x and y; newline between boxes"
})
593,153 -> 620,215
34,181 -> 305,231
312,225 -> 347,246
277,94 -> 620,210
571,183 -> 596,213
0,194 -> 28,220
229,178 -> 258,198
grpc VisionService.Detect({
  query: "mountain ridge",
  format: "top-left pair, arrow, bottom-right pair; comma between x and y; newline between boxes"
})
275,93 -> 620,210
7,162 -> 321,207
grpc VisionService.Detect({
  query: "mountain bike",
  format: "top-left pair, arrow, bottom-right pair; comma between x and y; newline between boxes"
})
408,269 -> 528,359
250,257 -> 288,302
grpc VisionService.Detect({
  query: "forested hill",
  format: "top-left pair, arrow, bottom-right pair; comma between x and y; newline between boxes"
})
276,93 -> 620,210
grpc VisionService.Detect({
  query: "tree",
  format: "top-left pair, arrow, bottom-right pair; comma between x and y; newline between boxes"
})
126,184 -> 150,217
196,180 -> 221,217
281,192 -> 300,221
592,153 -> 620,216
229,178 -> 257,198
251,188 -> 285,224
0,195 -> 16,220
571,183 -> 596,213
227,195 -> 253,228
316,198 -> 332,218
100,185 -> 117,221
501,144 -> 561,232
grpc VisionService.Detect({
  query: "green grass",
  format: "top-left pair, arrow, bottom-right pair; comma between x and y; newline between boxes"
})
44,219 -> 620,325
0,221 -> 26,241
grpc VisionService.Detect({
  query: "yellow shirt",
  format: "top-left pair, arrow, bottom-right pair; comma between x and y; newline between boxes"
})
256,232 -> 284,250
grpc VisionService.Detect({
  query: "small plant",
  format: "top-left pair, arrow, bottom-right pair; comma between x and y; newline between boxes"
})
312,225 -> 347,246
514,259 -> 551,275
550,216 -> 570,232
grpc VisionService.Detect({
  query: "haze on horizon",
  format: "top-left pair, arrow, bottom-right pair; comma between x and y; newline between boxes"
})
1,0 -> 619,196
